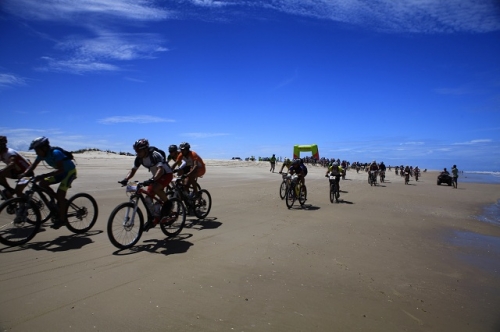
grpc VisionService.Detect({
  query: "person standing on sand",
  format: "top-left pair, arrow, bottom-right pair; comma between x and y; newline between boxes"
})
270,154 -> 276,173
451,165 -> 459,188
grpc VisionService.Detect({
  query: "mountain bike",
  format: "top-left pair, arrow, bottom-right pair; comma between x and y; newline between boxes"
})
107,180 -> 186,249
279,173 -> 291,200
0,177 -> 98,247
166,176 -> 211,219
328,174 -> 340,203
285,174 -> 306,209
379,170 -> 385,183
368,171 -> 378,186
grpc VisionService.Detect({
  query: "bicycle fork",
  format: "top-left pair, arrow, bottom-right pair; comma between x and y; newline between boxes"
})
124,199 -> 140,228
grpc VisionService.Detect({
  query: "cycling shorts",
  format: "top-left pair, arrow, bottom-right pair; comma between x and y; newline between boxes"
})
146,173 -> 173,197
44,169 -> 77,192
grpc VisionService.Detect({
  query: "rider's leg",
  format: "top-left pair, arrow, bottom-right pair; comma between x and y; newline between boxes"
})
0,169 -> 15,198
151,173 -> 174,217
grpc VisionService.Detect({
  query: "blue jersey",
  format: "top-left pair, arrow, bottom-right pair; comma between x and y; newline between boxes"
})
35,148 -> 75,172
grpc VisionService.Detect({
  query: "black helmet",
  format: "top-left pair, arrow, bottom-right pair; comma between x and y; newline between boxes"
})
133,138 -> 149,150
0,136 -> 6,145
168,144 -> 178,153
29,136 -> 49,150
179,142 -> 190,150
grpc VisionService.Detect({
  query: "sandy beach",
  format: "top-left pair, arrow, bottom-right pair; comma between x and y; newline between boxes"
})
1,151 -> 499,331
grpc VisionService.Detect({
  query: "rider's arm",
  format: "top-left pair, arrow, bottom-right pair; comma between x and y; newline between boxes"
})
21,158 -> 41,178
123,158 -> 141,181
152,163 -> 165,182
0,155 -> 16,173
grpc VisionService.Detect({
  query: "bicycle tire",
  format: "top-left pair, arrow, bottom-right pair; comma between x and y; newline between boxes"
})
279,180 -> 287,200
285,186 -> 295,209
298,185 -> 307,206
65,193 -> 99,234
0,198 -> 41,246
31,191 -> 52,223
160,197 -> 186,237
329,183 -> 335,203
193,189 -> 212,219
107,202 -> 144,249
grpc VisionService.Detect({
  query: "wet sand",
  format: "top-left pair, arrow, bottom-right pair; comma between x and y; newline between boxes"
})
1,152 -> 500,331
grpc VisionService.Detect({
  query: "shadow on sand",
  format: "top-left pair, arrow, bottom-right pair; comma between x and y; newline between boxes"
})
112,233 -> 194,256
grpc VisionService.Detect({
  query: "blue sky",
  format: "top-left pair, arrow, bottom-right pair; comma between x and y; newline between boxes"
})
1,0 -> 500,171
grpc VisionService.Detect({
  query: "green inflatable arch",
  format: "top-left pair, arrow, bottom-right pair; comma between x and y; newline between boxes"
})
293,144 -> 319,160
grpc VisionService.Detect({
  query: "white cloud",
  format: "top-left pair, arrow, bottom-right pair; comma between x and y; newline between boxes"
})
452,139 -> 493,145
38,32 -> 167,74
0,73 -> 28,88
400,141 -> 424,145
199,0 -> 500,33
39,57 -> 120,74
190,0 -> 230,7
98,115 -> 175,124
4,0 -> 172,22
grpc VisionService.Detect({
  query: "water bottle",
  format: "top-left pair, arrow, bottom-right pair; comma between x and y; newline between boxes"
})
153,202 -> 162,217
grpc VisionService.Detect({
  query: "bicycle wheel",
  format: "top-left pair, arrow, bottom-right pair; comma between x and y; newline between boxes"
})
193,189 -> 212,219
298,185 -> 307,206
31,191 -> 52,223
160,197 -> 186,237
279,180 -> 287,200
107,202 -> 144,249
285,186 -> 295,209
65,193 -> 99,234
329,183 -> 335,203
0,198 -> 41,246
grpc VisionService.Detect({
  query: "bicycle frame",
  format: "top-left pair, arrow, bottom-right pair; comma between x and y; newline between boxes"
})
19,177 -> 58,218
124,182 -> 160,226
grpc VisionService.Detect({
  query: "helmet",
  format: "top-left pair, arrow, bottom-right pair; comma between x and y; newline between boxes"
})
29,136 -> 49,150
372,160 -> 376,164
168,144 -> 178,153
133,138 -> 149,150
332,162 -> 338,166
0,136 -> 6,145
179,142 -> 190,150
292,158 -> 300,164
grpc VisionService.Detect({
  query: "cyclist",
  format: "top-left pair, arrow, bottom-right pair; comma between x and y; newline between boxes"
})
278,158 -> 292,174
173,142 -> 205,197
288,158 -> 307,188
120,139 -> 174,228
167,144 -> 179,169
368,160 -> 379,183
19,137 -> 76,229
0,136 -> 33,199
325,161 -> 343,193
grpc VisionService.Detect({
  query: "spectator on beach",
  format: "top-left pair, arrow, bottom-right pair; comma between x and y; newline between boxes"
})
269,154 -> 276,173
451,165 -> 459,189
0,135 -> 32,198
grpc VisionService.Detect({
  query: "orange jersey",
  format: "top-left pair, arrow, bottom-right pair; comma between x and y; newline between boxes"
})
176,150 -> 205,168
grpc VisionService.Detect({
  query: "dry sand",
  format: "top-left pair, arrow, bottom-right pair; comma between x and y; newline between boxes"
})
1,151 -> 500,331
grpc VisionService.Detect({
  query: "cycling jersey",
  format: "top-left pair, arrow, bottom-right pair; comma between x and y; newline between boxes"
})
1,148 -> 31,174
133,151 -> 172,174
35,148 -> 75,172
